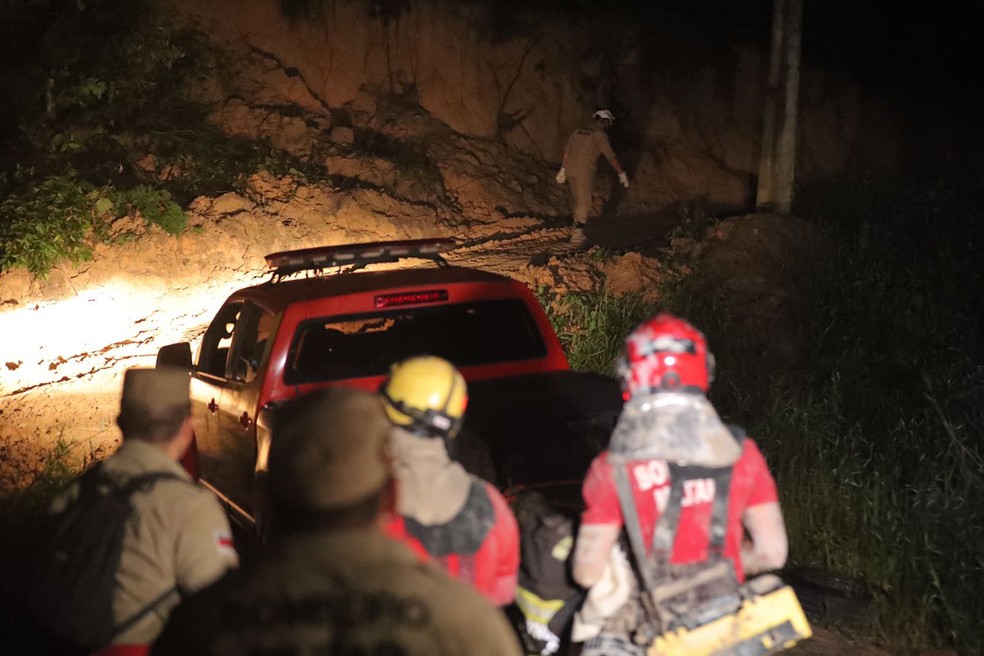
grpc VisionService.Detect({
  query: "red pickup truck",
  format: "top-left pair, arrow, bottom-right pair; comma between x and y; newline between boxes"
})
158,238 -> 621,535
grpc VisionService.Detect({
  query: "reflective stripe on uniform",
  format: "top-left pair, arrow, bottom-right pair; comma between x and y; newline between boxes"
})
515,585 -> 566,626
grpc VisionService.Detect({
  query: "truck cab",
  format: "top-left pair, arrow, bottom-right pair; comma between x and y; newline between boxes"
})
157,239 -> 591,533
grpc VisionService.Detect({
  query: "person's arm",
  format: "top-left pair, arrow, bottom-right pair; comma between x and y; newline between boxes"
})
738,439 -> 787,576
597,132 -> 624,174
741,501 -> 788,576
557,135 -> 571,183
487,485 -> 520,606
573,454 -> 624,587
597,132 -> 629,187
174,493 -> 239,594
572,522 -> 620,588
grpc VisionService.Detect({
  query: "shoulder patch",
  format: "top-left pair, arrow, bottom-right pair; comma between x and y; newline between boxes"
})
213,528 -> 236,557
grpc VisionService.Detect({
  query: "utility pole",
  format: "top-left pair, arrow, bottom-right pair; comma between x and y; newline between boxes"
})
756,0 -> 803,214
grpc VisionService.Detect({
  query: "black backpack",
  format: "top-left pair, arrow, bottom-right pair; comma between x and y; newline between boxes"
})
511,490 -> 585,652
29,463 -> 182,651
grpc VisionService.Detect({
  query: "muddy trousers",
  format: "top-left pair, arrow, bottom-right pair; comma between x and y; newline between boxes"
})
579,590 -> 648,656
567,172 -> 594,224
581,634 -> 645,656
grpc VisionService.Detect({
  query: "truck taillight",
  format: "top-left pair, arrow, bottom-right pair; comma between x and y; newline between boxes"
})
375,289 -> 448,308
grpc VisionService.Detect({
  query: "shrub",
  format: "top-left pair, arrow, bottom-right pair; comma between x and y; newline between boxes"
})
0,4 -> 328,277
0,173 -> 98,276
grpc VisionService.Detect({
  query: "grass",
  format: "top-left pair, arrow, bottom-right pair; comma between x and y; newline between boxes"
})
538,286 -> 657,374
538,174 -> 984,653
0,437 -> 92,655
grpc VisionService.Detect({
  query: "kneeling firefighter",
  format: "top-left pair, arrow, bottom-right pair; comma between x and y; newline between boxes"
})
380,355 -> 520,607
570,314 -> 811,656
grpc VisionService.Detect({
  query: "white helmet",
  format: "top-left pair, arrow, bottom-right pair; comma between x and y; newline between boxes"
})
593,109 -> 615,125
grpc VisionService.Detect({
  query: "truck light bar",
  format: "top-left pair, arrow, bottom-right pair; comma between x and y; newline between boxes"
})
375,289 -> 449,308
265,238 -> 456,278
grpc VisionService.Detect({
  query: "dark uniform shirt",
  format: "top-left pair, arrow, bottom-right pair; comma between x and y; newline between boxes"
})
153,526 -> 524,656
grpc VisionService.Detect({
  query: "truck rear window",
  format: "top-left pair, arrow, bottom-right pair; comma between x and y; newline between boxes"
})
284,299 -> 548,384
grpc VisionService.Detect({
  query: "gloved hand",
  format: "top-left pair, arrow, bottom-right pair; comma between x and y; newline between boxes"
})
618,171 -> 629,188
556,168 -> 567,184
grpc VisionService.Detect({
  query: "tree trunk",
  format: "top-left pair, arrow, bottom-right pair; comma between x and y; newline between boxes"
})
756,0 -> 785,210
756,0 -> 802,214
775,0 -> 802,214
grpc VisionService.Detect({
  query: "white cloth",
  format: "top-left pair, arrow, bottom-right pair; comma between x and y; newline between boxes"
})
556,168 -> 567,184
571,544 -> 634,642
607,392 -> 742,467
389,427 -> 472,525
618,171 -> 629,188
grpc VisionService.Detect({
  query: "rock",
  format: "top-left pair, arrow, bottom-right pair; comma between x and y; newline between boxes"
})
329,126 -> 355,146
349,85 -> 379,117
602,252 -> 662,299
210,193 -> 255,216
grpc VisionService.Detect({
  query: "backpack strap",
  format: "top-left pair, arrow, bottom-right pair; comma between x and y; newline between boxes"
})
109,584 -> 179,643
613,464 -> 658,592
76,462 -> 188,501
117,470 -> 188,498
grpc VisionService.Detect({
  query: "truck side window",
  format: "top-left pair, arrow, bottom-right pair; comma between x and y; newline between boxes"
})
232,304 -> 277,383
199,302 -> 244,378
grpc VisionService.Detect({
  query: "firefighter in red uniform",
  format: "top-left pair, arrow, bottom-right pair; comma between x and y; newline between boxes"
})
571,314 -> 789,655
380,355 -> 520,607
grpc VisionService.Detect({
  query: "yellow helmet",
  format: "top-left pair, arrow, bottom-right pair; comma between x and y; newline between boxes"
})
380,355 -> 468,439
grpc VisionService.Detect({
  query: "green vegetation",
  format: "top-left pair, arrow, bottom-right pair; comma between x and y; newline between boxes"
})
542,175 -> 984,653
0,0 -> 329,278
0,437 -> 92,514
538,287 -> 652,374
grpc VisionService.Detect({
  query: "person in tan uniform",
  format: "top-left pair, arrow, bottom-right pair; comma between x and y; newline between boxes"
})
33,367 -> 239,656
152,387 -> 523,656
556,109 -> 630,245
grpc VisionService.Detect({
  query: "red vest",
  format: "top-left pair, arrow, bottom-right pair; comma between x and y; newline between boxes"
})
384,480 -> 519,605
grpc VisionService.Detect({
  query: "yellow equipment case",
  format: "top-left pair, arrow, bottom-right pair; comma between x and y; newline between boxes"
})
613,447 -> 812,656
648,574 -> 812,656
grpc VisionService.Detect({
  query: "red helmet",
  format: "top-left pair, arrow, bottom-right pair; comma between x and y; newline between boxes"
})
616,313 -> 715,397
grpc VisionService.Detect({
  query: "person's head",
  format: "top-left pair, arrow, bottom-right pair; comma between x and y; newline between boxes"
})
616,313 -> 715,400
267,387 -> 392,532
379,355 -> 467,441
116,367 -> 193,453
593,109 -> 615,130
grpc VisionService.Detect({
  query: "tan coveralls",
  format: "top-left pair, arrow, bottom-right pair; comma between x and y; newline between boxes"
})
50,439 -> 238,646
152,526 -> 524,656
563,125 -> 622,223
